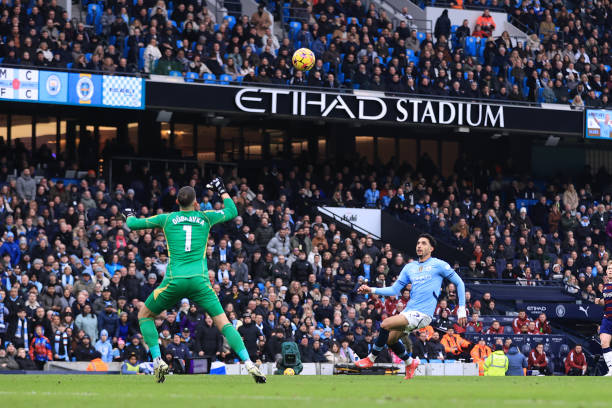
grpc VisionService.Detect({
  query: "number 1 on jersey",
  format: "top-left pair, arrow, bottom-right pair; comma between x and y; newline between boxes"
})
183,225 -> 192,252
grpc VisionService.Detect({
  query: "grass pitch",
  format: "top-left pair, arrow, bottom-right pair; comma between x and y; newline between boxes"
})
0,375 -> 608,408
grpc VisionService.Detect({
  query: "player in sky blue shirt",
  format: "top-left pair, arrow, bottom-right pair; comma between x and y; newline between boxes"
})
355,234 -> 467,379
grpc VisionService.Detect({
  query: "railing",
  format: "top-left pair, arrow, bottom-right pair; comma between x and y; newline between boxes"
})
317,206 -> 382,240
417,0 -> 506,12
461,276 -> 565,287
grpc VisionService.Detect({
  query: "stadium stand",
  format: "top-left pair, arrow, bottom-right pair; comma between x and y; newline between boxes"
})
0,0 -> 610,106
0,134 -> 605,375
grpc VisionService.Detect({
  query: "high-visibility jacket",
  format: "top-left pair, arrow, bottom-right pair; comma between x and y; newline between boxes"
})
483,351 -> 508,376
440,333 -> 470,355
418,325 -> 434,340
121,361 -> 140,375
451,0 -> 463,9
86,358 -> 109,372
471,344 -> 492,376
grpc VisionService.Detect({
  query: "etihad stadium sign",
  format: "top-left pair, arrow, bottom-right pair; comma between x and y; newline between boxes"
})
145,81 -> 583,135
234,87 -> 505,128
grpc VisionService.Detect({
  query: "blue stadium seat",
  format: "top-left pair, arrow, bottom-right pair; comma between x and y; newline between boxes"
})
352,83 -> 360,89
176,39 -> 183,49
203,73 -> 216,83
503,325 -> 514,335
465,325 -> 476,333
85,53 -> 92,62
465,36 -> 477,56
416,32 -> 426,43
66,62 -> 73,69
219,74 -> 232,85
169,71 -> 182,77
138,47 -> 145,70
185,72 -> 199,82
289,21 -> 301,40
224,15 -> 236,29
521,344 -> 531,355
236,76 -> 243,83
337,72 -> 345,83
605,65 -> 611,72
388,47 -> 394,56
537,87 -> 545,103
323,62 -> 330,72
451,25 -> 458,33
522,77 -> 529,97
406,49 -> 414,58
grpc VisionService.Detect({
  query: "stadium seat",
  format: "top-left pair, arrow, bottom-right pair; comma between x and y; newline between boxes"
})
169,71 -> 182,77
465,37 -> 477,56
224,15 -> 236,29
85,53 -> 92,62
289,21 -> 301,40
503,326 -> 514,335
203,73 -> 216,83
521,344 -> 532,355
352,83 -> 360,89
559,344 -> 570,357
465,325 -> 476,333
219,74 -> 232,85
416,32 -> 426,43
185,72 -> 199,82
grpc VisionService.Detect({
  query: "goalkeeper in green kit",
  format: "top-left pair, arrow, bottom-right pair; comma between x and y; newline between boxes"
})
124,177 -> 266,384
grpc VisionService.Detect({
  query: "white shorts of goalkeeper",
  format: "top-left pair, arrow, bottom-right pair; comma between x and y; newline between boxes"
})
400,310 -> 433,332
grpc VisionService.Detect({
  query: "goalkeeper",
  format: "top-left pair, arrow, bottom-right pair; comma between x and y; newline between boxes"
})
125,178 -> 266,384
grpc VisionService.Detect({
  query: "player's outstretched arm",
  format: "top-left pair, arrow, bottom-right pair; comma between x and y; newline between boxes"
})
358,279 -> 405,297
204,177 -> 238,224
125,210 -> 167,231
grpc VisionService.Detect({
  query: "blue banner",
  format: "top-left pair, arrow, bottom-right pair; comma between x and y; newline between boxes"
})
524,302 -> 603,322
39,71 -> 68,104
68,72 -> 102,106
102,75 -> 144,109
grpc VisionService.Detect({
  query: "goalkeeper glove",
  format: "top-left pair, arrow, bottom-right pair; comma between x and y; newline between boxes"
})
121,208 -> 136,221
206,177 -> 228,195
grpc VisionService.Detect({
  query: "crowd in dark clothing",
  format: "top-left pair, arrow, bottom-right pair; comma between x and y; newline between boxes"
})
0,136 -> 605,369
0,0 -> 610,106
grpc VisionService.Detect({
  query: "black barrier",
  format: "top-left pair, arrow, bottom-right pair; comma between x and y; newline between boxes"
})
467,283 -> 576,302
146,81 -> 584,135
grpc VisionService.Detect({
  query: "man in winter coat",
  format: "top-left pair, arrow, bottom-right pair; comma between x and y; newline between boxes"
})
254,219 -> 275,249
0,232 -> 20,267
195,315 -> 225,360
434,9 -> 451,40
266,228 -> 291,258
238,314 -> 260,360
16,169 -> 36,201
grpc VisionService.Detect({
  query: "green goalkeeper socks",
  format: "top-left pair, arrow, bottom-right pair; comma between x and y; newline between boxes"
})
222,323 -> 251,362
139,317 -> 161,360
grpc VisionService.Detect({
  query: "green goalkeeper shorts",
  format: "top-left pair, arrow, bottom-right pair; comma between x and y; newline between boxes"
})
144,275 -> 224,317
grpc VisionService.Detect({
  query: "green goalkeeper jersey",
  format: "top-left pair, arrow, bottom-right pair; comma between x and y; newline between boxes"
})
126,198 -> 237,279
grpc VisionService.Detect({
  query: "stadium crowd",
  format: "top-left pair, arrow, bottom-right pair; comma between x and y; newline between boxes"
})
0,0 -> 610,106
0,138 -> 602,375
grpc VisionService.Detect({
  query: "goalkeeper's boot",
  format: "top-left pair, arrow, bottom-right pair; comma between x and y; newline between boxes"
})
604,370 -> 612,376
246,361 -> 267,384
154,357 -> 169,383
404,357 -> 420,380
355,357 -> 375,368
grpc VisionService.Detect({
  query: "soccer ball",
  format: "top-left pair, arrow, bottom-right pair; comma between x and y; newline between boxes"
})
283,367 -> 295,376
292,48 -> 316,71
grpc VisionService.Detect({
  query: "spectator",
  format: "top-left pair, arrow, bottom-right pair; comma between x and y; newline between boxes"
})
16,169 -> 36,202
75,304 -> 99,343
29,325 -> 53,369
74,334 -> 102,361
476,9 -> 496,35
95,329 -> 114,363
434,10 -> 451,40
0,347 -> 19,370
121,352 -> 144,375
